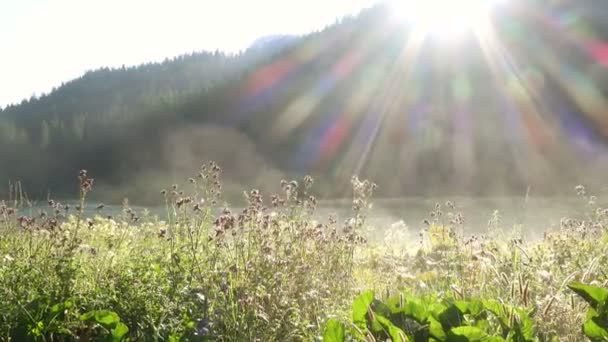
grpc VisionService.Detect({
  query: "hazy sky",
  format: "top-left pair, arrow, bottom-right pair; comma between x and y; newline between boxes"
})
0,0 -> 377,108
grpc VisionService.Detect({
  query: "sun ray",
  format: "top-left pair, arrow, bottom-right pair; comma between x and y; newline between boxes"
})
271,18 -> 392,141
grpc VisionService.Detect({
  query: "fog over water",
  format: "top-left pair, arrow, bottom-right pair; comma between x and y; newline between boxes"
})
19,195 -> 601,241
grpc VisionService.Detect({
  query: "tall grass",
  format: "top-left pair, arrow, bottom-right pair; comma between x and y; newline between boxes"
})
0,164 -> 606,341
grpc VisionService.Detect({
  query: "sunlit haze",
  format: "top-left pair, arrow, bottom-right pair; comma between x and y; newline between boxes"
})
390,0 -> 503,38
0,0 -> 376,108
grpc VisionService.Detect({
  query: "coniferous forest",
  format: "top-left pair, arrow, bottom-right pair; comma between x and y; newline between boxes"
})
2,1 -> 608,203
3,1 -> 608,341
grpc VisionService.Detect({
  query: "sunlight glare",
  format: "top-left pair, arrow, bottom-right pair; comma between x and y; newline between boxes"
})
390,0 -> 503,39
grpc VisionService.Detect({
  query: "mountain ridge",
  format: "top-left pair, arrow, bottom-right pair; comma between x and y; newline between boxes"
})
1,2 -> 608,203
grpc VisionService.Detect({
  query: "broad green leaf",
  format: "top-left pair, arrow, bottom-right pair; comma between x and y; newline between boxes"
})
377,315 -> 409,342
482,300 -> 506,320
482,300 -> 510,329
386,294 -> 407,314
51,303 -> 62,314
513,308 -> 535,340
373,299 -> 394,318
168,334 -> 182,342
583,319 -> 608,342
465,300 -> 486,318
583,314 -> 608,341
369,314 -> 385,334
352,290 -> 375,329
568,282 -> 608,309
429,316 -> 447,341
81,310 -> 121,330
447,326 -> 489,341
63,300 -> 74,309
453,301 -> 469,314
323,319 -> 345,342
112,322 -> 129,341
439,305 -> 465,330
80,311 -> 96,321
94,310 -> 121,328
404,299 -> 431,323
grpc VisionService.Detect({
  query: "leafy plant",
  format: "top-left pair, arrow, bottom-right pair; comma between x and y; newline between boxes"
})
80,310 -> 129,341
324,291 -> 538,342
568,282 -> 608,341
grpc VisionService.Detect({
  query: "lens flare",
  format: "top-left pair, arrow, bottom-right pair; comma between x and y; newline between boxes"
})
389,0 -> 504,39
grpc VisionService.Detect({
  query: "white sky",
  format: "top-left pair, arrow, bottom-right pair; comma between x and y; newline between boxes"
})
0,0 -> 377,108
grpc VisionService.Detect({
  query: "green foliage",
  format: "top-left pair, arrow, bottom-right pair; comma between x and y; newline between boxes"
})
80,310 -> 129,341
324,291 -> 538,342
3,2 -> 608,202
0,168 -> 368,340
568,282 -> 608,341
0,167 -> 607,340
324,319 -> 346,342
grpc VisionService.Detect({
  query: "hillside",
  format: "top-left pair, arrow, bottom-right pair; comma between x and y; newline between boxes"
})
1,1 -> 608,203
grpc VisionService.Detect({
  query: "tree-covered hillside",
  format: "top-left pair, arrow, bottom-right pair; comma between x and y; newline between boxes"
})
1,1 -> 608,203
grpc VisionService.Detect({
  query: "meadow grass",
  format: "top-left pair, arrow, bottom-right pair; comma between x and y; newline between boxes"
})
0,164 -> 607,341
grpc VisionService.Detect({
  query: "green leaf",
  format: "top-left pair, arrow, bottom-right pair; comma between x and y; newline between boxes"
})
323,319 -> 345,342
94,310 -> 121,328
352,290 -> 375,329
447,326 -> 489,341
583,308 -> 608,342
482,300 -> 510,330
81,310 -> 121,330
376,315 -> 409,342
512,308 -> 535,340
112,322 -> 129,341
429,316 -> 447,341
385,294 -> 407,314
453,301 -> 469,314
568,282 -> 608,309
51,303 -> 62,314
80,311 -> 96,321
465,300 -> 485,318
63,300 -> 74,310
373,299 -> 394,318
438,305 -> 465,330
403,299 -> 431,324
168,334 -> 182,342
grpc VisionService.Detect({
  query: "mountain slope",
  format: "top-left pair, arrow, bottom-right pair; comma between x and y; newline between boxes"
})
1,1 -> 608,203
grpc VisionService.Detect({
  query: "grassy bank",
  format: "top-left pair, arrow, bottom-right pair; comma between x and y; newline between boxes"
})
1,165 -> 607,341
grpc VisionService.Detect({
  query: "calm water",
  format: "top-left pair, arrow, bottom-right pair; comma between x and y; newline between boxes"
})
15,196 -> 599,240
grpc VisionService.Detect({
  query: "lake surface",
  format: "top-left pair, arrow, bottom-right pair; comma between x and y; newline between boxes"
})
14,196 -> 600,240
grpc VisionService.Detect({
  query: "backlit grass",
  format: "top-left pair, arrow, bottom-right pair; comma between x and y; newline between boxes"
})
0,164 -> 606,341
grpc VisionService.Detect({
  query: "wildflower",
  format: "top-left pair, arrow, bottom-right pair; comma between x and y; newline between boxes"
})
575,185 -> 586,196
195,319 -> 211,337
538,270 -> 553,284
303,175 -> 314,189
78,170 -> 94,193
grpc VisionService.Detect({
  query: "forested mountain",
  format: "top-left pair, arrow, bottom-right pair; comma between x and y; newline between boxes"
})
2,1 -> 608,204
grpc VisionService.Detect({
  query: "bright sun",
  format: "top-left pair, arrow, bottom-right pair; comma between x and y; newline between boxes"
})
390,0 -> 503,39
